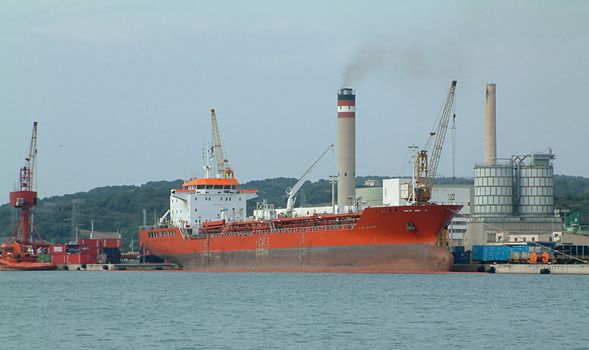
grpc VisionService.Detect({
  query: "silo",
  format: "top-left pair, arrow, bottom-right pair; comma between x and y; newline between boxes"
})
515,152 -> 555,216
473,164 -> 513,216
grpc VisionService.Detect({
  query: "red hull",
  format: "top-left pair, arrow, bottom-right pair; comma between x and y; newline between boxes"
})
139,204 -> 461,273
0,257 -> 57,271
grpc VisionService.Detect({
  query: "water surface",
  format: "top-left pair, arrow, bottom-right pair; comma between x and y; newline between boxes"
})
1,271 -> 587,349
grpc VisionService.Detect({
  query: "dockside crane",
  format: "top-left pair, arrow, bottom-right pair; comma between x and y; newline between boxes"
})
8,121 -> 45,245
285,144 -> 334,217
210,109 -> 234,179
411,81 -> 457,204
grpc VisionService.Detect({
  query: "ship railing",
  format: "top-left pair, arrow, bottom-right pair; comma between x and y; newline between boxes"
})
139,224 -> 169,230
194,223 -> 356,239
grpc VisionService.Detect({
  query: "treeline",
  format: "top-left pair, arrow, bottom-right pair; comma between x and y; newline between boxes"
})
553,175 -> 589,217
0,175 -> 587,250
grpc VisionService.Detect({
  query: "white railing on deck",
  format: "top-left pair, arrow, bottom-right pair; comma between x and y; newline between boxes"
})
191,223 -> 356,239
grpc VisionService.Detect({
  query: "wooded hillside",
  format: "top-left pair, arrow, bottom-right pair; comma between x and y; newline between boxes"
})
1,175 -> 587,249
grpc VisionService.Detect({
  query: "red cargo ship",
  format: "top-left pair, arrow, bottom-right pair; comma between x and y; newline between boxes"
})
139,93 -> 461,272
139,153 -> 461,272
139,188 -> 460,272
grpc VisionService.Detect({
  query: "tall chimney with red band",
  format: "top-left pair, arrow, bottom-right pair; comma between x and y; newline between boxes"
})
337,88 -> 356,212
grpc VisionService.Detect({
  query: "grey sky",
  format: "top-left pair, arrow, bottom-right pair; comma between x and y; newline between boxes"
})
1,1 -> 588,199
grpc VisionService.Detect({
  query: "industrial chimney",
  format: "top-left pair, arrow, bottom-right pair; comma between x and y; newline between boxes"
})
337,88 -> 356,212
484,84 -> 496,165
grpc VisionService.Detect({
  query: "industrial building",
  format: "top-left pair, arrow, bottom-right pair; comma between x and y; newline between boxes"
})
464,84 -> 562,250
267,82 -> 573,253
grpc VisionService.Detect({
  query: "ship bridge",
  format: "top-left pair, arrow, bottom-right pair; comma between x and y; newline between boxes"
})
170,178 -> 257,229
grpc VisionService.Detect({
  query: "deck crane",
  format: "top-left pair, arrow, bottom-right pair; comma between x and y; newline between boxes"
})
210,109 -> 234,179
8,121 -> 44,244
285,144 -> 334,217
412,80 -> 457,204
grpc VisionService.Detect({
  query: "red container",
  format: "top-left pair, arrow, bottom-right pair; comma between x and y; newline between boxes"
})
80,254 -> 97,264
79,239 -> 100,248
52,255 -> 66,264
49,244 -> 66,255
101,238 -> 121,249
80,246 -> 100,256
66,254 -> 81,264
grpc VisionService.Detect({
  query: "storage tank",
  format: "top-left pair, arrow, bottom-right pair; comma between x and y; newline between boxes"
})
473,164 -> 513,216
515,152 -> 555,216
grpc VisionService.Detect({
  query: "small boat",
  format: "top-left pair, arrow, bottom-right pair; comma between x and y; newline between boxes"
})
0,242 -> 57,271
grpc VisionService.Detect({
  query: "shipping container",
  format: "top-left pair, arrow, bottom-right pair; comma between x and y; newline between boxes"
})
100,238 -> 121,249
80,254 -> 97,264
52,255 -> 66,264
80,246 -> 100,256
452,251 -> 470,264
49,244 -> 66,255
97,254 -> 107,264
66,254 -> 81,265
472,245 -> 511,262
101,248 -> 121,263
79,239 -> 100,248
451,246 -> 465,253
66,245 -> 80,254
508,245 -> 529,253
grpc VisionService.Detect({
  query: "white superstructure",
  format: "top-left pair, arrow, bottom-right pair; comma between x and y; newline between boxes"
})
169,178 -> 257,228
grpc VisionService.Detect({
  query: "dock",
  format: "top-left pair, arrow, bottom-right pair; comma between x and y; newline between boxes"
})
452,263 -> 589,274
56,263 -> 179,271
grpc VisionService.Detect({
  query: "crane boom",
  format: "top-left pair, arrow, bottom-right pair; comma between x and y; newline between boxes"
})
412,81 -> 457,203
20,121 -> 38,192
428,80 -> 457,181
285,144 -> 334,216
210,109 -> 234,178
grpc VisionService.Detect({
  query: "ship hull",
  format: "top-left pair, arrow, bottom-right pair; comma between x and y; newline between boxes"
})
159,244 -> 452,273
140,204 -> 461,273
0,258 -> 57,271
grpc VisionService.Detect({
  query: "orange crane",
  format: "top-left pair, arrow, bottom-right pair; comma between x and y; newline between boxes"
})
412,81 -> 457,203
1,122 -> 55,270
9,121 -> 41,244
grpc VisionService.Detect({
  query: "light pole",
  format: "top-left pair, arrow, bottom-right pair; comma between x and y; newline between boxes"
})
329,175 -> 337,214
408,145 -> 418,204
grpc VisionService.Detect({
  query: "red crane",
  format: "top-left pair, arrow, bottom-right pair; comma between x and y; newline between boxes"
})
8,121 -> 42,245
1,122 -> 56,270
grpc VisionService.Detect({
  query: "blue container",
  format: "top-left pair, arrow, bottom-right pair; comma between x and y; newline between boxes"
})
451,246 -> 465,253
509,245 -> 529,253
452,251 -> 471,264
472,245 -> 511,262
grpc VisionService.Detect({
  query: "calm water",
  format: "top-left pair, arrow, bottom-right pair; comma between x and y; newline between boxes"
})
1,271 -> 588,350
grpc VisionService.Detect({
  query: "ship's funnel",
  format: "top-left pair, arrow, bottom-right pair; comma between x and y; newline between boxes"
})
337,88 -> 356,212
484,84 -> 496,165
